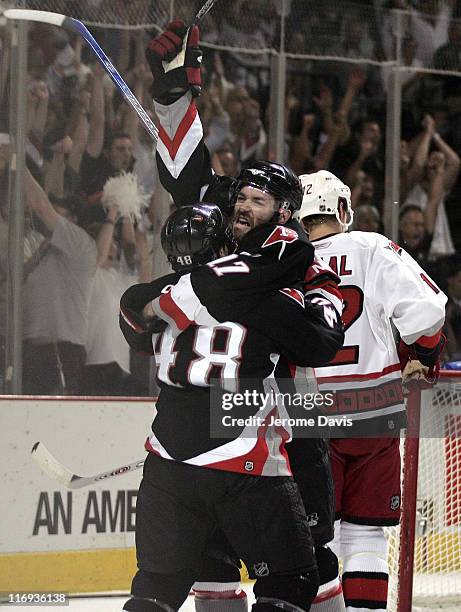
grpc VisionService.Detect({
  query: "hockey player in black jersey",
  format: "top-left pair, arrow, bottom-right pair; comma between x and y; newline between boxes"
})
144,20 -> 346,612
120,204 -> 344,612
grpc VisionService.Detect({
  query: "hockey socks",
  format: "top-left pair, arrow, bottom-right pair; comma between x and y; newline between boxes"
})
194,585 -> 248,612
311,545 -> 345,612
339,523 -> 388,612
311,577 -> 345,612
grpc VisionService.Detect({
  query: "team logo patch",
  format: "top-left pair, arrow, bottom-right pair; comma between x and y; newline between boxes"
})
390,495 -> 400,511
307,512 -> 319,526
244,461 -> 254,472
279,288 -> 304,306
385,241 -> 402,256
253,562 -> 270,577
261,226 -> 298,248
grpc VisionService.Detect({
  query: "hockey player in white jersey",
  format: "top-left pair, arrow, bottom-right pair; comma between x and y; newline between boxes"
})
296,170 -> 447,612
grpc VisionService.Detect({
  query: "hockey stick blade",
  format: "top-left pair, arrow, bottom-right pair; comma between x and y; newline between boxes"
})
4,9 -> 158,143
31,442 -> 145,489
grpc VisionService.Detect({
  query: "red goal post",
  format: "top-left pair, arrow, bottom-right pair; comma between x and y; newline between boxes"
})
387,370 -> 461,612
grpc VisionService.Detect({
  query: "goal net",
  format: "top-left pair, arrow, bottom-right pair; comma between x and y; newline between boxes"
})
386,371 -> 461,611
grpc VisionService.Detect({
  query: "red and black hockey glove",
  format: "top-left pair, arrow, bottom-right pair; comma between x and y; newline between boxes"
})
398,331 -> 446,392
303,256 -> 343,311
146,20 -> 202,104
119,284 -> 167,355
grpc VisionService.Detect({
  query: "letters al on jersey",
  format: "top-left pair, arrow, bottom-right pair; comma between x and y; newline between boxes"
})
312,231 -> 447,425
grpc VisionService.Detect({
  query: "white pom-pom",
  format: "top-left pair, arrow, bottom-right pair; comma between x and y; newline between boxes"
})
102,171 -> 149,220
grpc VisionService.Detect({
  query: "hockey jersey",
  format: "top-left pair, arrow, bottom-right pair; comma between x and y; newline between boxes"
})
312,230 -> 447,432
146,225 -> 344,476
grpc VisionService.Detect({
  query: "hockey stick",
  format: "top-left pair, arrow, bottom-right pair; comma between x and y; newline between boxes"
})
5,8 -> 159,142
31,441 -> 145,489
192,0 -> 221,24
4,1 -> 221,143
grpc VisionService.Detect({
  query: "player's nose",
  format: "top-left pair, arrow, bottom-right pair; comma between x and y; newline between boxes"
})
237,199 -> 252,212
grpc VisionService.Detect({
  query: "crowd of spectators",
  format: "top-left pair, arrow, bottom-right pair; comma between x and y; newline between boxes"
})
2,0 -> 461,396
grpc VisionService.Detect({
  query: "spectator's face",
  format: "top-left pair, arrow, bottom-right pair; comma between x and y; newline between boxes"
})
288,32 -> 306,53
355,206 -> 380,232
345,20 -> 363,47
226,87 -> 250,119
362,122 -> 381,147
108,137 -> 134,171
448,270 -> 461,299
403,37 -> 417,62
399,210 -> 425,248
217,148 -> 237,176
232,185 -> 278,241
361,175 -> 374,203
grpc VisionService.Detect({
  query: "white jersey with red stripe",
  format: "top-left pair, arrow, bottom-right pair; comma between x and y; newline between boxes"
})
312,231 -> 447,426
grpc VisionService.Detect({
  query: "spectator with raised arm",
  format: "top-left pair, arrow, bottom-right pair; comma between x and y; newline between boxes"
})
289,112 -> 316,175
404,113 -> 460,259
289,71 -> 362,176
81,198 -> 139,396
399,205 -> 432,268
22,168 -> 97,395
411,0 -> 455,67
219,0 -> 270,100
331,117 -> 384,209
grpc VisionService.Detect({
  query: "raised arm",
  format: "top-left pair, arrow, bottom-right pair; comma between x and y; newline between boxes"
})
85,63 -> 105,159
25,168 -> 60,233
146,21 -> 215,206
406,114 -> 434,190
424,152 -> 445,235
94,200 -> 119,267
431,130 -> 460,192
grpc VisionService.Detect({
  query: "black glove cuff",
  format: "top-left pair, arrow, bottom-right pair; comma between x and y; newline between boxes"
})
120,283 -> 159,315
413,335 -> 446,368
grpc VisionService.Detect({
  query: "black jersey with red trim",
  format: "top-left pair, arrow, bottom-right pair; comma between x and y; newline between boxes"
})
145,226 -> 344,476
155,92 -> 234,211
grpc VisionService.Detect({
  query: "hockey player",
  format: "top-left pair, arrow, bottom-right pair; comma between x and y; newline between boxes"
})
144,21 -> 346,612
119,204 -> 344,612
296,170 -> 447,612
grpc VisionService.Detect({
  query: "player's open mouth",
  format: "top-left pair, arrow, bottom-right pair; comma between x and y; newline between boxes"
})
234,215 -> 251,228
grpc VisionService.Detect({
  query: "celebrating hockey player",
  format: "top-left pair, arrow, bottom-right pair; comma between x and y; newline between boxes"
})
119,203 -> 344,612
296,170 -> 447,612
144,20 -> 347,612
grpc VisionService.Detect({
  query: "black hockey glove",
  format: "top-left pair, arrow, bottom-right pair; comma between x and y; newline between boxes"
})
146,20 -> 202,104
119,284 -> 167,354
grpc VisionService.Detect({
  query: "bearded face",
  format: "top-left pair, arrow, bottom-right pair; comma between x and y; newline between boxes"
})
231,185 -> 279,241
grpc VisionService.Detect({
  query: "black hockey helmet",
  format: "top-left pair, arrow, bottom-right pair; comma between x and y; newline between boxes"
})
161,203 -> 235,271
229,161 -> 303,213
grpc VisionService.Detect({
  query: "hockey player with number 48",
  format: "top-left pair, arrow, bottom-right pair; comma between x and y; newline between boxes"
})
296,170 -> 447,612
119,203 -> 344,612
143,18 -> 348,612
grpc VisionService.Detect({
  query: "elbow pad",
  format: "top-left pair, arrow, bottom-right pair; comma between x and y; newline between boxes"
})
119,284 -> 167,354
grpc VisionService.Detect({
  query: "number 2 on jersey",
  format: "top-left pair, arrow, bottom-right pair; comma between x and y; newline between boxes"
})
330,284 -> 364,366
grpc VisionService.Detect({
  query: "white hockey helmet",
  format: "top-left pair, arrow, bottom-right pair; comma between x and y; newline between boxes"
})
295,170 -> 354,229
